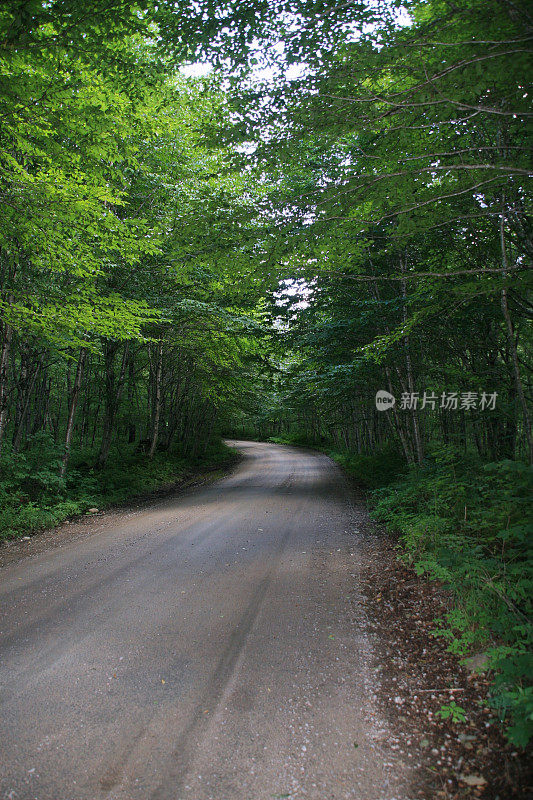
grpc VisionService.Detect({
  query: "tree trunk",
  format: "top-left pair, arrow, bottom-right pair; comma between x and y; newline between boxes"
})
148,341 -> 163,460
127,348 -> 137,444
60,348 -> 86,478
13,352 -> 44,452
400,259 -> 424,464
0,318 -> 13,454
97,341 -> 129,468
385,365 -> 413,464
500,214 -> 532,464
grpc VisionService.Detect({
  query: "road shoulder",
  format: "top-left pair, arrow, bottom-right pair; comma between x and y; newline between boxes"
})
357,528 -> 532,799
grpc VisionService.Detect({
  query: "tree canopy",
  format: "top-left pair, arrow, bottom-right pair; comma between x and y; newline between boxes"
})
1,0 -> 532,750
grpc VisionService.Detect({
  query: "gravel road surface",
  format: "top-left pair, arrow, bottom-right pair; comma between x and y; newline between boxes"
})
0,441 -> 411,800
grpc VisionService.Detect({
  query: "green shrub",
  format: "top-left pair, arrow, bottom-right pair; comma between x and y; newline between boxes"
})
326,446 -> 406,489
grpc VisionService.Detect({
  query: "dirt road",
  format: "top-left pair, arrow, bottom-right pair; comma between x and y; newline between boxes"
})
0,441 -> 411,800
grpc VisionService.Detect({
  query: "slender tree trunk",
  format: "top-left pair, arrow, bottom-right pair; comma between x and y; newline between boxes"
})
385,365 -> 413,463
60,348 -> 86,478
78,352 -> 92,447
0,317 -> 13,454
400,258 -> 424,464
90,402 -> 100,448
31,364 -> 50,435
97,341 -> 129,468
148,341 -> 163,459
97,343 -> 117,468
500,214 -> 532,464
13,353 -> 44,452
371,279 -> 414,463
127,348 -> 136,444
0,251 -> 17,453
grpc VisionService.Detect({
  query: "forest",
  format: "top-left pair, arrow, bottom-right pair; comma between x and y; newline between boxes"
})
0,0 -> 531,747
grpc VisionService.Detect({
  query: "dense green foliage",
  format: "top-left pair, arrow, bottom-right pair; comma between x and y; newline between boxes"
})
1,0 -> 531,746
0,1 -> 270,530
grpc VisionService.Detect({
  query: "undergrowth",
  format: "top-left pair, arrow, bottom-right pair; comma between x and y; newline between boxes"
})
0,435 -> 238,541
371,447 -> 533,747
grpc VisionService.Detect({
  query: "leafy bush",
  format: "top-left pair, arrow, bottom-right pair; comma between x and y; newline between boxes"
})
371,449 -> 533,746
326,446 -> 406,489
